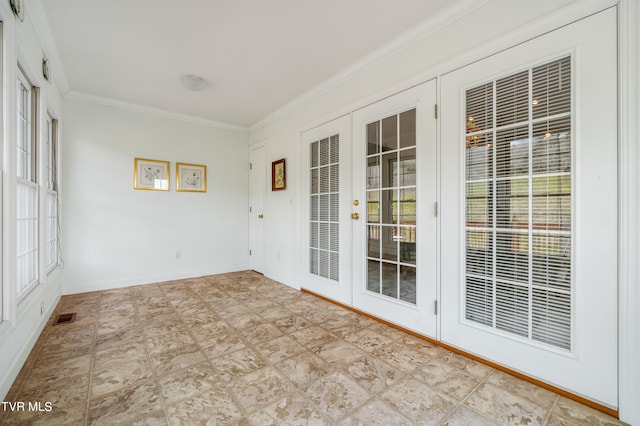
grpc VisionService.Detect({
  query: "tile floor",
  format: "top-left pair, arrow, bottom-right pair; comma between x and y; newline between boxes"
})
0,271 -> 626,425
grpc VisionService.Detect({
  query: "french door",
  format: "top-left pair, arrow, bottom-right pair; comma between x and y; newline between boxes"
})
440,9 -> 618,407
352,81 -> 438,336
300,82 -> 437,337
299,115 -> 353,304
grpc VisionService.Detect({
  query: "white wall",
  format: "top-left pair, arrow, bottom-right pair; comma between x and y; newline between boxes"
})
60,99 -> 250,294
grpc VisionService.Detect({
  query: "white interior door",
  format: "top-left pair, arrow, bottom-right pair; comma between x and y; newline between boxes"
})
440,9 -> 618,407
352,81 -> 438,336
299,115 -> 352,304
249,145 -> 266,273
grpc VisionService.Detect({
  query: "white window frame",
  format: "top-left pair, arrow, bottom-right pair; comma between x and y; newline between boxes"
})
45,114 -> 59,273
15,69 -> 39,300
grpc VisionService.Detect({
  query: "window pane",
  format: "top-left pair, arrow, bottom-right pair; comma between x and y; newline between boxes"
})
381,115 -> 397,152
398,149 -> 416,186
399,109 -> 416,149
367,121 -> 380,156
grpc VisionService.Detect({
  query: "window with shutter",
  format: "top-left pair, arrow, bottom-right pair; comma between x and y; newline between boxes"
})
464,56 -> 572,350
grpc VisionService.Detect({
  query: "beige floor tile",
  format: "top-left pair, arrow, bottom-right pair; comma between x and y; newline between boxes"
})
289,326 -> 337,348
245,393 -> 328,426
442,405 -> 499,425
339,399 -> 411,426
88,379 -> 162,425
92,357 -> 154,398
550,396 -> 626,426
211,347 -> 267,382
127,410 -> 169,425
464,381 -> 551,425
94,340 -> 148,370
371,341 -> 432,373
344,355 -> 405,394
178,310 -> 219,327
381,377 -> 457,424
311,339 -> 367,367
145,330 -> 194,355
228,366 -> 295,414
344,328 -> 394,353
486,370 -> 558,409
200,331 -> 247,358
272,314 -> 314,334
95,327 -> 145,353
148,344 -> 207,377
225,312 -> 265,330
242,323 -> 284,345
140,314 -> 185,338
97,316 -> 138,335
22,353 -> 92,391
255,335 -> 306,363
158,361 -> 220,405
305,371 -> 371,422
167,388 -> 243,426
42,326 -> 96,354
413,360 -> 483,401
15,374 -> 90,410
273,351 -> 332,390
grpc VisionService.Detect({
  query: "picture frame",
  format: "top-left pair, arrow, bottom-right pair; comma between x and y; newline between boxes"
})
272,158 -> 286,191
134,158 -> 170,191
176,162 -> 207,192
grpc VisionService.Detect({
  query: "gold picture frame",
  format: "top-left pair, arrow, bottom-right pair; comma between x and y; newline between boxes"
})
134,158 -> 170,191
272,158 -> 286,191
176,162 -> 207,192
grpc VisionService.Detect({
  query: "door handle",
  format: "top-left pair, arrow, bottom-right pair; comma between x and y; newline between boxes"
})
351,213 -> 359,220
258,214 -> 264,219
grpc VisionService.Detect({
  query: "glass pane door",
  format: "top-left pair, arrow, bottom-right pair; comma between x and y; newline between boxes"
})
352,80 -> 437,337
366,110 -> 417,304
440,9 -> 618,407
300,115 -> 352,305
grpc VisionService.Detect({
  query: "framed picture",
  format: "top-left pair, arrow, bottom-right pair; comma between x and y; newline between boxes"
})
134,158 -> 170,191
176,162 -> 207,192
272,158 -> 286,191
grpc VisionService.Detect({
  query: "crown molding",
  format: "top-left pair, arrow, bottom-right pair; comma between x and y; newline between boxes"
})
25,0 -> 70,94
249,0 -> 490,132
66,91 -> 249,133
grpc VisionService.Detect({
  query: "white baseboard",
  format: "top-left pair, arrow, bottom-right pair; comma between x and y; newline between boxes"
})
62,264 -> 250,295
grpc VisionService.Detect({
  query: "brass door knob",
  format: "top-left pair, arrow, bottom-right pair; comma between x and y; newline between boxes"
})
258,214 -> 264,219
351,213 -> 359,220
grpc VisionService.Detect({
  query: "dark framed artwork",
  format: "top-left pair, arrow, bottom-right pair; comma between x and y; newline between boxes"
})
272,158 -> 286,191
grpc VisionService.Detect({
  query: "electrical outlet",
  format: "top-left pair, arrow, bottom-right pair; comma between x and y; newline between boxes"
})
176,250 -> 182,259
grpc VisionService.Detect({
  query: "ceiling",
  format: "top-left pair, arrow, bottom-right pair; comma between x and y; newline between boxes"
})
38,0 -> 468,128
